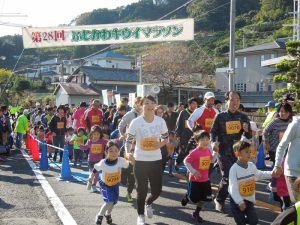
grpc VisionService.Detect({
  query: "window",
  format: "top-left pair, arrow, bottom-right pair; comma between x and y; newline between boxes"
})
270,53 -> 276,59
243,57 -> 247,68
257,82 -> 264,92
234,83 -> 246,92
260,55 -> 265,66
235,58 -> 238,68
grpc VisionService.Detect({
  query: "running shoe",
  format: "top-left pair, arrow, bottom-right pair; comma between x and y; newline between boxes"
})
214,198 -> 225,213
127,193 -> 133,202
145,204 -> 153,218
192,212 -> 203,223
95,215 -> 103,225
105,214 -> 112,224
181,194 -> 189,206
137,215 -> 145,225
86,182 -> 92,191
90,185 -> 97,193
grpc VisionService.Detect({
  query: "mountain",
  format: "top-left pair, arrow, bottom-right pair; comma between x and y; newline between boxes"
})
0,0 -> 294,71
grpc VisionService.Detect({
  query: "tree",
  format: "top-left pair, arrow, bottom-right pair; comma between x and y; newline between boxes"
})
142,43 -> 214,102
274,40 -> 300,109
0,69 -> 14,105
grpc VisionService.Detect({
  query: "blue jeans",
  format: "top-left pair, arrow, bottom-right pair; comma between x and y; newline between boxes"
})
15,132 -> 24,149
230,197 -> 258,225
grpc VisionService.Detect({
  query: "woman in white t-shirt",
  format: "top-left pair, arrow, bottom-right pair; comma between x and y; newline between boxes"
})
125,95 -> 169,225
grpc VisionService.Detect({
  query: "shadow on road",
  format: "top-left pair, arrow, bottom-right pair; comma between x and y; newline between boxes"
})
0,198 -> 15,209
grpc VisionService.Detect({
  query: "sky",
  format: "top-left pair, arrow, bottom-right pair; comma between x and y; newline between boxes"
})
0,0 -> 140,37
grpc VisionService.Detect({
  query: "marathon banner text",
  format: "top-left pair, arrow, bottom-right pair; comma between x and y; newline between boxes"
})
22,19 -> 194,49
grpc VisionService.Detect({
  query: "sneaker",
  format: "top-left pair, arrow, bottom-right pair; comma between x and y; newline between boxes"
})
181,195 -> 189,206
90,185 -> 97,193
127,193 -> 133,202
145,204 -> 153,218
95,215 -> 103,225
86,182 -> 92,191
214,199 -> 225,213
105,214 -> 112,224
192,212 -> 203,223
137,215 -> 145,225
169,172 -> 174,177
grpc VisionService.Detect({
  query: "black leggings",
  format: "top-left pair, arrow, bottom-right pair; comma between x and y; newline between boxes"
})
134,160 -> 162,215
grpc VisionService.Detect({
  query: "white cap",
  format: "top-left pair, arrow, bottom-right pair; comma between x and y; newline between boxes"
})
204,92 -> 215,100
250,121 -> 259,132
23,109 -> 29,115
35,102 -> 41,106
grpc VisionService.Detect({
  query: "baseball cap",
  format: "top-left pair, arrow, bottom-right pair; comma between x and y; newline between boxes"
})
204,92 -> 215,100
265,101 -> 276,107
23,109 -> 29,115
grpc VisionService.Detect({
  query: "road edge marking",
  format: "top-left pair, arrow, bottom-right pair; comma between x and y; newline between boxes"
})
20,149 -> 78,225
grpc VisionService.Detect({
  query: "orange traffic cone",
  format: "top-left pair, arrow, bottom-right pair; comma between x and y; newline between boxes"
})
31,138 -> 40,161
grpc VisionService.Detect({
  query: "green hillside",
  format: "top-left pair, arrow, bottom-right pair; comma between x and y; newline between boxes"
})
0,0 -> 294,71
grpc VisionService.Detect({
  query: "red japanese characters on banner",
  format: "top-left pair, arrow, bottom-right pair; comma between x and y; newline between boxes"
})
31,30 -> 65,43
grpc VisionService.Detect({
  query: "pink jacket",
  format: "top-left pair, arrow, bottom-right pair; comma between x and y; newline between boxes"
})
72,107 -> 86,130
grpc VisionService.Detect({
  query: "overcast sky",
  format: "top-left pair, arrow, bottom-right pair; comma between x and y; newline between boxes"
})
0,0 -> 139,37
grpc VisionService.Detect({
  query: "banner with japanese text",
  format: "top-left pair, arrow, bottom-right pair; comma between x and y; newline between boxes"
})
22,19 -> 194,49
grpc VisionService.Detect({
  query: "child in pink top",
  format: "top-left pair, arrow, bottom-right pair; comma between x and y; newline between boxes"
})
81,125 -> 107,193
72,102 -> 87,131
184,130 -> 213,223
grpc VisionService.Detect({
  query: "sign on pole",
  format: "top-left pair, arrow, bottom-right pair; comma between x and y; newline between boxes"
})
22,19 -> 194,49
129,93 -> 136,107
115,94 -> 121,106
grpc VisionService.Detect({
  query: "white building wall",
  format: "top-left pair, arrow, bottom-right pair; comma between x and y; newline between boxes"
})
55,88 -> 69,105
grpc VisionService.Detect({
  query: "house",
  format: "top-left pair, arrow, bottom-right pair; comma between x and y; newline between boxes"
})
83,51 -> 133,69
215,38 -> 288,109
54,83 -> 100,106
53,66 -> 139,105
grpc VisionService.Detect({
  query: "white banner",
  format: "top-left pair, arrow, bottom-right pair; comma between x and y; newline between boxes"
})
22,19 -> 194,49
129,93 -> 136,107
115,94 -> 121,107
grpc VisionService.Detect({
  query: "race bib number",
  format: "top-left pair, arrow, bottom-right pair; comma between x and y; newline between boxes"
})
140,137 -> 157,151
105,171 -> 121,186
57,122 -> 64,129
199,156 -> 211,170
77,137 -> 83,146
91,144 -> 102,154
250,147 -> 257,159
225,121 -> 241,134
205,118 -> 214,129
92,115 -> 100,123
278,132 -> 284,141
166,143 -> 175,155
239,179 -> 255,197
79,116 -> 84,125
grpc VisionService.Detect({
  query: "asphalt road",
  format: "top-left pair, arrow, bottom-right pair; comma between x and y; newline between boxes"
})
0,148 -> 279,225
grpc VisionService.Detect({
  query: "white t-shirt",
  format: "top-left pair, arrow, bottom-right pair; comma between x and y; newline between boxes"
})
127,115 -> 168,161
94,157 -> 129,186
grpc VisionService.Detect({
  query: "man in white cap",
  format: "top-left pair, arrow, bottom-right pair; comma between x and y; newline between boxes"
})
187,91 -> 219,133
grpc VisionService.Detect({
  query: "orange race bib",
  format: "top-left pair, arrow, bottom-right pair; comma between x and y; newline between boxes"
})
77,137 -> 83,146
239,179 -> 255,197
92,115 -> 100,123
278,132 -> 284,141
79,116 -> 84,125
57,122 -> 64,129
199,156 -> 211,170
225,121 -> 241,134
105,171 -> 121,186
250,147 -> 257,159
205,118 -> 214,129
140,137 -> 157,151
91,144 -> 102,154
166,143 -> 175,155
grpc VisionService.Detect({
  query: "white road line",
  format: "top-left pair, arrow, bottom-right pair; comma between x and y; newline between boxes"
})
20,149 -> 77,225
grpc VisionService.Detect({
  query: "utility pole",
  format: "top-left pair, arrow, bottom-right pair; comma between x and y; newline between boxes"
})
139,56 -> 142,84
228,0 -> 236,91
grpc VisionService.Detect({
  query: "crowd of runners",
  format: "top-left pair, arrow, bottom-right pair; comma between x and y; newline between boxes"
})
1,91 -> 300,225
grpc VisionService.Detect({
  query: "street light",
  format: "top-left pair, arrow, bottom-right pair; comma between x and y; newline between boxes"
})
228,0 -> 236,91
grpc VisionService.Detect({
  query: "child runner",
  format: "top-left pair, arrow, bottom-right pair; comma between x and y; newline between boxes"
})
166,131 -> 178,177
183,130 -> 213,223
81,125 -> 107,193
65,127 -> 74,161
229,140 -> 272,225
91,141 -> 131,225
71,127 -> 87,167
